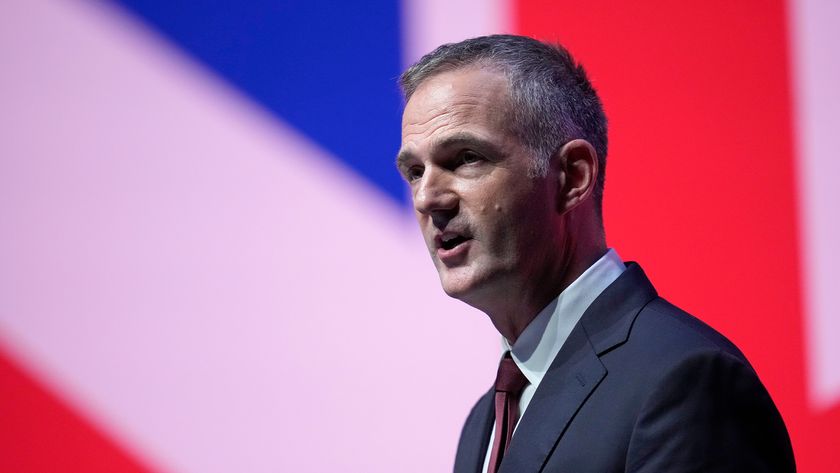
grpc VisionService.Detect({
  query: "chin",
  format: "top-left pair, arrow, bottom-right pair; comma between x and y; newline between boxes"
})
439,279 -> 470,300
438,272 -> 474,301
438,270 -> 493,307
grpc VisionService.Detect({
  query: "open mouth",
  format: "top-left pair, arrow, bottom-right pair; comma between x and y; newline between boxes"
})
440,234 -> 470,251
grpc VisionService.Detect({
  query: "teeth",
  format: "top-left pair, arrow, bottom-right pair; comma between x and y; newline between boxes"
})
442,234 -> 460,243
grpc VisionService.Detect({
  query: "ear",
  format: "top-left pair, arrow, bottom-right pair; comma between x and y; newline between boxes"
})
553,139 -> 598,213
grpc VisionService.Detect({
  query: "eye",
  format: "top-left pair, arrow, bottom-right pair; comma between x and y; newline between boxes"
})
405,165 -> 424,182
459,150 -> 483,165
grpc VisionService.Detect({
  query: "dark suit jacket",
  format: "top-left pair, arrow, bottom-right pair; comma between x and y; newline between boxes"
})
454,263 -> 795,472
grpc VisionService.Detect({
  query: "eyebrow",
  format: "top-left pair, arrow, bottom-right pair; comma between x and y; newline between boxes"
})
395,132 -> 494,170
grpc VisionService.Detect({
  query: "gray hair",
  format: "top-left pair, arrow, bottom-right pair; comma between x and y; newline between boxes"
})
400,34 -> 608,214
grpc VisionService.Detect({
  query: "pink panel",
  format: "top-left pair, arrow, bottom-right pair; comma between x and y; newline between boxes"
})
0,0 -> 498,471
401,0 -> 512,67
789,0 -> 840,410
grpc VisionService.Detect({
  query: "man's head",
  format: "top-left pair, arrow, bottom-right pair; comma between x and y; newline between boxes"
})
396,35 -> 608,339
400,35 -> 608,211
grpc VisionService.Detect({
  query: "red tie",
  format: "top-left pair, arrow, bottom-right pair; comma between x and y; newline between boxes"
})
488,352 -> 529,473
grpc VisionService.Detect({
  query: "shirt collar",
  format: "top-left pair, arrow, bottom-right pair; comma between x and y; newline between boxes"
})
502,248 -> 626,389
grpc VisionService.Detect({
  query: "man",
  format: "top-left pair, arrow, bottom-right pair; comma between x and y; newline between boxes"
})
396,35 -> 795,472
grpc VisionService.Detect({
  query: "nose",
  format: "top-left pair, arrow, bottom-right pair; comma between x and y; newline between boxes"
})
413,167 -> 458,216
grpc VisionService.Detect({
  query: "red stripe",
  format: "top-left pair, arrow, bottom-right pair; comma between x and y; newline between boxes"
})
515,0 -> 839,470
0,344 -> 157,473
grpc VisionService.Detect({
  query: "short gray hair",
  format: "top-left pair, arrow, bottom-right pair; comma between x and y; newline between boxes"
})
400,34 -> 608,213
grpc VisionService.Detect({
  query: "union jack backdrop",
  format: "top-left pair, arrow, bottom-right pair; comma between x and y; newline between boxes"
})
1,0 -> 837,471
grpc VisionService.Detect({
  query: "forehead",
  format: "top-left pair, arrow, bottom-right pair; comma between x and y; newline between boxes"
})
400,67 -> 513,154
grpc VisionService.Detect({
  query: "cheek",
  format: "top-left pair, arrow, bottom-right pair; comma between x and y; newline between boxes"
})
473,190 -> 505,215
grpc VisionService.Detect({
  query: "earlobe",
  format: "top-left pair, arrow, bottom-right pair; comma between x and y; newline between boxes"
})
556,139 -> 598,213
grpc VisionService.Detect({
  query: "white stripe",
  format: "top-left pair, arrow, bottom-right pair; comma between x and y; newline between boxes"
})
400,0 -> 512,68
789,0 -> 840,410
0,0 -> 498,471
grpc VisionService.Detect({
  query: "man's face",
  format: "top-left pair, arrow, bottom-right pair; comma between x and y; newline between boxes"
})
398,67 -> 565,310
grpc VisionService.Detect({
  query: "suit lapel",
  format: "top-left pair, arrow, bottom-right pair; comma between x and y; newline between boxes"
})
453,389 -> 495,473
580,263 -> 657,356
498,263 -> 658,472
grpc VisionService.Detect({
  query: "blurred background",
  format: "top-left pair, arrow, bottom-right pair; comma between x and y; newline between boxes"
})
1,0 -> 837,471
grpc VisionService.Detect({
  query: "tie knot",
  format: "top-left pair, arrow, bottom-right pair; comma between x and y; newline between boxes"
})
495,353 -> 528,394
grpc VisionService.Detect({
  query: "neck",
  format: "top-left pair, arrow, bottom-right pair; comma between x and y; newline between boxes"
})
487,224 -> 607,344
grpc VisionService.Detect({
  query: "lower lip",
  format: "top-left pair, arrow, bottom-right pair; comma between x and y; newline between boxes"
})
437,239 -> 472,264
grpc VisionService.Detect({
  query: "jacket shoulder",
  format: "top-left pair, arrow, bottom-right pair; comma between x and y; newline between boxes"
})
629,297 -> 750,365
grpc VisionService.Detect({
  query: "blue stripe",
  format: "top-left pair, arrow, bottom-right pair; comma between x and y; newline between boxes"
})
111,0 -> 407,203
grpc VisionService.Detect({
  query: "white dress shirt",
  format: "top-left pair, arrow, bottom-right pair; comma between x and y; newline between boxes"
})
481,249 -> 626,473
